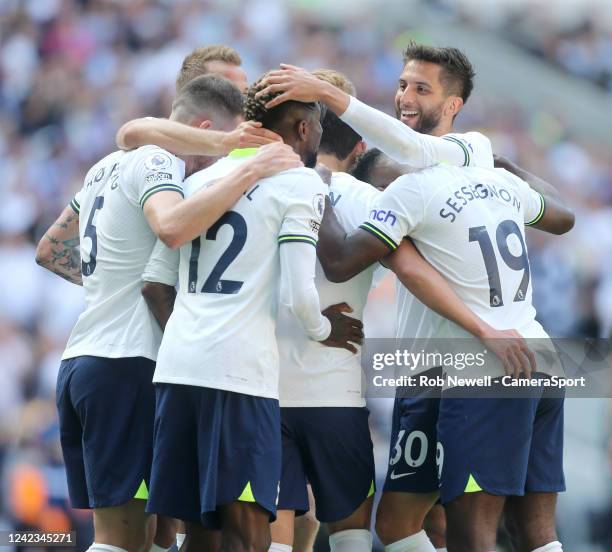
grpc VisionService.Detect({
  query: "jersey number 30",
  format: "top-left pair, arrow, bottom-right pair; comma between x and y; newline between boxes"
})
188,211 -> 247,294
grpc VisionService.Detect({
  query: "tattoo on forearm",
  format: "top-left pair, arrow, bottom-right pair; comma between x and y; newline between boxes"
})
41,232 -> 82,285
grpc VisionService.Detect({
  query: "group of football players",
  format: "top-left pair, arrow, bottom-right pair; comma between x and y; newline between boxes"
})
36,41 -> 574,552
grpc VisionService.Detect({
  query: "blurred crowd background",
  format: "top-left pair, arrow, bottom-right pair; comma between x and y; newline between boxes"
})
0,0 -> 610,550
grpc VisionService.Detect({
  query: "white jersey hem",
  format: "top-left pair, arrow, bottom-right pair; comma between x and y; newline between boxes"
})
280,398 -> 366,408
62,347 -> 157,362
152,375 -> 278,400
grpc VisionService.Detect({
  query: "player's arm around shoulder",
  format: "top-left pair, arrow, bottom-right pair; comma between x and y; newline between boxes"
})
317,174 -> 420,283
143,143 -> 303,249
494,155 -> 575,235
116,117 -> 281,156
36,203 -> 82,286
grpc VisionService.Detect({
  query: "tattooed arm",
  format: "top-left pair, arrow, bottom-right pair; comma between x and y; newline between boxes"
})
36,205 -> 82,285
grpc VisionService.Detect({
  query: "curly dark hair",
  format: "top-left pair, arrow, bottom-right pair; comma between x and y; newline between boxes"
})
243,74 -> 283,125
243,74 -> 321,129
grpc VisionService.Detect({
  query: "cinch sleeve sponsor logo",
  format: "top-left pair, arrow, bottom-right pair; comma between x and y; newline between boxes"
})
369,209 -> 397,226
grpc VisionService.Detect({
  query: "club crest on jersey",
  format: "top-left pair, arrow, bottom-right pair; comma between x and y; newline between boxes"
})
313,194 -> 325,218
145,152 -> 172,171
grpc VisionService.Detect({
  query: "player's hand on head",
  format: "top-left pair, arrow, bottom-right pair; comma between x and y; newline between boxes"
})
480,327 -> 536,379
320,302 -> 364,354
256,65 -> 325,109
225,121 -> 282,152
245,142 -> 303,179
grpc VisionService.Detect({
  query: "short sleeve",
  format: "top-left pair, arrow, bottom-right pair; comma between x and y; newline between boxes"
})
442,132 -> 493,168
142,239 -> 180,286
501,170 -> 546,226
128,147 -> 186,209
523,189 -> 545,226
358,175 -> 425,251
70,188 -> 84,214
278,173 -> 327,248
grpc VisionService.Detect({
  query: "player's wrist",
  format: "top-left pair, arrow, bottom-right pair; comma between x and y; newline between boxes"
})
472,319 -> 495,341
320,82 -> 349,116
238,160 -> 264,184
314,316 -> 332,341
219,129 -> 238,155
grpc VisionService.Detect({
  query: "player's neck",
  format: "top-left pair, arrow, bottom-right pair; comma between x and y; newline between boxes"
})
316,153 -> 351,174
430,122 -> 453,137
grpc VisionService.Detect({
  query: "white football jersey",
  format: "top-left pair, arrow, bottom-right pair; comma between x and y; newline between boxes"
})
154,153 -> 328,399
361,166 -> 555,376
62,146 -> 185,361
277,172 -> 379,407
394,130 -> 494,336
441,132 -> 494,168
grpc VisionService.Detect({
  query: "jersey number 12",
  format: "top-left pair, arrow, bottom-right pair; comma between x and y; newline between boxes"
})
188,211 -> 247,294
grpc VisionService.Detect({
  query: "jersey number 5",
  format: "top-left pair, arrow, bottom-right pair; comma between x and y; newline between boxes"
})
469,219 -> 530,307
82,196 -> 105,277
188,211 -> 247,294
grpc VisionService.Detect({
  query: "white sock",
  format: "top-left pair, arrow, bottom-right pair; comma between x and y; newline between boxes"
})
269,543 -> 292,552
150,545 -> 170,552
385,530 -> 436,552
436,549 -> 448,552
176,533 -> 186,550
329,529 -> 372,551
87,545 -> 128,552
532,542 -> 563,552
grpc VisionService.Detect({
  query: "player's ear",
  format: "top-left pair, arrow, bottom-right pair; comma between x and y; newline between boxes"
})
445,96 -> 463,119
353,140 -> 367,157
198,120 -> 212,130
297,120 -> 309,142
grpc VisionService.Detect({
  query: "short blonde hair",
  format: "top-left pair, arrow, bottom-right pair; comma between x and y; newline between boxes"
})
176,45 -> 242,91
311,68 -> 356,96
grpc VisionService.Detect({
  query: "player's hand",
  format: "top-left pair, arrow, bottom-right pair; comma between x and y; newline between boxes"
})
223,121 -> 282,152
480,327 -> 536,379
256,64 -> 327,109
244,142 -> 303,179
320,302 -> 364,354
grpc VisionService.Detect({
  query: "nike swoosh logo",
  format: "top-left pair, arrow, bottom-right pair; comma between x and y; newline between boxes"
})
389,470 -> 416,479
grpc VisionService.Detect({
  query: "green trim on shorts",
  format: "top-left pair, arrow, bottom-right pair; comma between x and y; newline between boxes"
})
367,480 -> 375,498
238,481 -> 256,503
464,474 -> 483,493
134,479 -> 148,500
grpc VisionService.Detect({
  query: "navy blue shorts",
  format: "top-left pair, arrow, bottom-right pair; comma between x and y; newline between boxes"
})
383,368 -> 442,494
437,375 -> 565,505
277,407 -> 375,523
56,356 -> 156,509
147,384 -> 281,528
